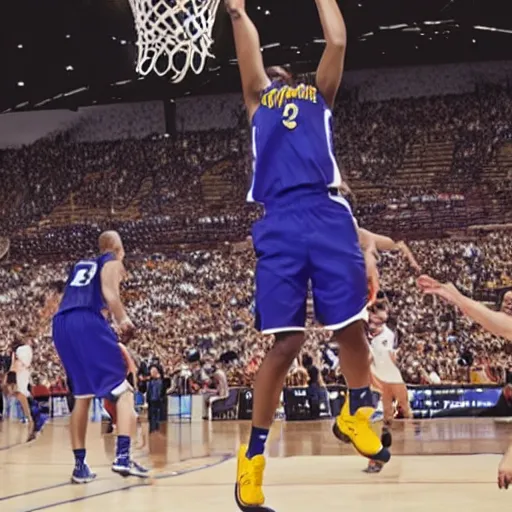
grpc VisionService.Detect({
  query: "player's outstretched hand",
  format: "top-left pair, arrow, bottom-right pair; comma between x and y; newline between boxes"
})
417,275 -> 460,305
498,447 -> 512,489
417,274 -> 441,292
118,318 -> 135,345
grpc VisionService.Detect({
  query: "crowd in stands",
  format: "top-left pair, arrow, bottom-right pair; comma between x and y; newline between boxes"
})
1,84 -> 512,391
2,86 -> 512,256
1,233 -> 512,391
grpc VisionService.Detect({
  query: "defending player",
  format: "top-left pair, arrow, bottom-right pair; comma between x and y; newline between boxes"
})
417,274 -> 512,489
225,0 -> 390,509
52,231 -> 148,483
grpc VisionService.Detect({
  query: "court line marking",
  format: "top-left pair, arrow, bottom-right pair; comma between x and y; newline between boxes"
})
5,453 -> 233,511
154,480 -> 497,487
0,441 -> 23,451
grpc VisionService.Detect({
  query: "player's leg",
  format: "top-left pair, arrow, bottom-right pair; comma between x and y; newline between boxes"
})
392,383 -> 412,419
381,383 -> 394,427
77,331 -> 148,477
331,322 -> 388,462
236,214 -> 308,511
13,391 -> 31,424
53,314 -> 97,484
69,396 -> 94,482
378,383 -> 393,454
310,199 -> 390,464
88,337 -> 147,477
16,369 -> 48,440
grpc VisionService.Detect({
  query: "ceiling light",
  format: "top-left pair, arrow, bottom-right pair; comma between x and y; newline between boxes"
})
17,44 -> 23,49
66,65 -> 74,71
120,40 -> 127,45
264,10 -> 270,15
474,25 -> 512,34
65,34 -> 71,39
261,42 -> 280,49
17,81 -> 25,87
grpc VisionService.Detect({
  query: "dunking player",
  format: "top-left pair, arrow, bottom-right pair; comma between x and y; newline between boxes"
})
52,231 -> 148,483
225,0 -> 389,509
417,274 -> 512,489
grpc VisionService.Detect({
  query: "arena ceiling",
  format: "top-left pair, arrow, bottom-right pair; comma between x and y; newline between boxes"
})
1,0 -> 512,112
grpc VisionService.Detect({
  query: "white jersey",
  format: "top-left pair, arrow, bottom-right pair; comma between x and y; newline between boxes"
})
16,345 -> 33,370
15,345 -> 33,397
370,325 -> 404,384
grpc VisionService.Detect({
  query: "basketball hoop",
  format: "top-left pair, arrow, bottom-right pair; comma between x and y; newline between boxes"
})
127,0 -> 222,83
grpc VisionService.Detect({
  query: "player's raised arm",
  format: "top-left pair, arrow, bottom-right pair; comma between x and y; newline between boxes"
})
417,275 -> 512,341
101,260 -> 132,331
314,0 -> 347,108
224,0 -> 271,119
359,228 -> 421,272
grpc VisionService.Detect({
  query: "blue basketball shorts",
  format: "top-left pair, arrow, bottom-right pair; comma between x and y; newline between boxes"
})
252,195 -> 368,334
52,310 -> 128,399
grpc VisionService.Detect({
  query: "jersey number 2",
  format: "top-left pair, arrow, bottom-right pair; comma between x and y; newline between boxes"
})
70,262 -> 98,287
282,104 -> 299,130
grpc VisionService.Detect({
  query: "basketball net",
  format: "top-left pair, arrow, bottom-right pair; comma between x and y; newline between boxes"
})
127,0 -> 221,83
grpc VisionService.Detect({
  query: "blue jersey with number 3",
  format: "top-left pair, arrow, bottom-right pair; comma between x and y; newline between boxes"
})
248,82 -> 342,205
57,253 -> 115,314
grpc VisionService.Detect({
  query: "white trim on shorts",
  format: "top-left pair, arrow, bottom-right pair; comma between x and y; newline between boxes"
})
261,326 -> 306,335
75,394 -> 95,399
110,379 -> 132,397
324,305 -> 369,331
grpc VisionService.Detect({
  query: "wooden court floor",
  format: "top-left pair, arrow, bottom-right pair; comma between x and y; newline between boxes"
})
1,417 -> 512,511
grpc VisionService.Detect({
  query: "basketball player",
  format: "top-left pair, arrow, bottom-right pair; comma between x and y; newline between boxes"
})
417,274 -> 512,489
4,340 -> 47,440
52,231 -> 148,483
225,0 -> 389,509
366,304 -> 411,473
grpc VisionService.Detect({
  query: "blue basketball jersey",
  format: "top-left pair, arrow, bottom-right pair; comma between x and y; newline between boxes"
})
248,82 -> 342,205
57,253 -> 116,314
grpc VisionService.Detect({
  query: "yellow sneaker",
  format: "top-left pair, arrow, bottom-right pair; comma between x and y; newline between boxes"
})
235,444 -> 269,511
333,396 -> 391,463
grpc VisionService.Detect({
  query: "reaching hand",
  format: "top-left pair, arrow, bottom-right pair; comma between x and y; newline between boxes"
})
416,275 -> 460,305
118,318 -> 135,345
